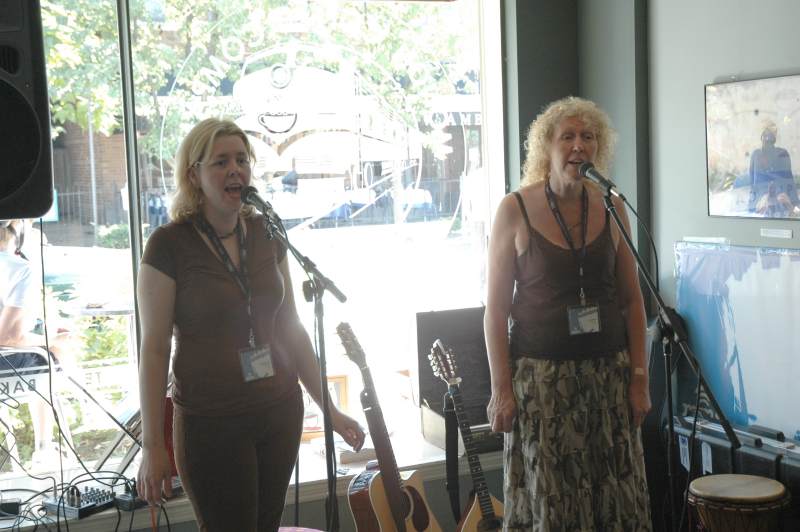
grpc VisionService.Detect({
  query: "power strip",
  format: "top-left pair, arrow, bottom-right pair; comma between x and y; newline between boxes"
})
43,488 -> 115,519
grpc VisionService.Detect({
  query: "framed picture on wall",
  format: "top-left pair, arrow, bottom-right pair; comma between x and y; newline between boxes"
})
705,73 -> 800,220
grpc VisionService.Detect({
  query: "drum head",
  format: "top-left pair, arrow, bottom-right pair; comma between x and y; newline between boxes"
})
689,474 -> 786,503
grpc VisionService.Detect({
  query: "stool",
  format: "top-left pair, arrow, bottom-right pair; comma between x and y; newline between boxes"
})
688,473 -> 790,531
0,347 -> 75,471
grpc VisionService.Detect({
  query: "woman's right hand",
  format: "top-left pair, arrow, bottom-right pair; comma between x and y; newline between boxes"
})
137,445 -> 173,507
487,383 -> 517,433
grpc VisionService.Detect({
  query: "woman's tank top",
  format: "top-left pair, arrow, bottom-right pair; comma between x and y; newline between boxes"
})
509,191 -> 627,359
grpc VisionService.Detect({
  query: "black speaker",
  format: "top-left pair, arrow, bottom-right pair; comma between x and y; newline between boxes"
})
417,306 -> 491,422
416,307 -> 500,451
0,0 -> 52,219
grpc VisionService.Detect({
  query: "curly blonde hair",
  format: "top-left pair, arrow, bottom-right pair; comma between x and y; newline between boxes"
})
520,96 -> 616,187
170,118 -> 256,223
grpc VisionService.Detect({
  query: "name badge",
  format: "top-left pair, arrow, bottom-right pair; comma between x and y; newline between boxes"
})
567,303 -> 601,335
239,344 -> 275,382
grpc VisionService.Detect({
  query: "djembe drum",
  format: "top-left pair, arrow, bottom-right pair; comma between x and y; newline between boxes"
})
687,474 -> 790,531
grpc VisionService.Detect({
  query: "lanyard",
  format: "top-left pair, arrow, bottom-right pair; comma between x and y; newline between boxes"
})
544,180 -> 589,305
196,216 -> 257,347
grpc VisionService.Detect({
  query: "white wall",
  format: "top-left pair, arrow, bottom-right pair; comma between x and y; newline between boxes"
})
580,0 -> 639,202
579,0 -> 650,271
650,0 -> 800,302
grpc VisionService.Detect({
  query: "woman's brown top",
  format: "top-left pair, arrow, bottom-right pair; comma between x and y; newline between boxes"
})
509,192 -> 628,359
142,215 -> 299,416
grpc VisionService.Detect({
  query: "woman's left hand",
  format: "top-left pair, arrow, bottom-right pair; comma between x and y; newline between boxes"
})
331,409 -> 366,451
629,377 -> 652,428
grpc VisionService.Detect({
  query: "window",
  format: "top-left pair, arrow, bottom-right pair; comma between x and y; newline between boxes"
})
0,0 -> 504,504
0,0 -> 137,487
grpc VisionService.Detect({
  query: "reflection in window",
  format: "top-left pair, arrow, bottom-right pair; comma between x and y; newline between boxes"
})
0,0 -> 498,496
135,0 -> 492,469
0,0 -> 139,496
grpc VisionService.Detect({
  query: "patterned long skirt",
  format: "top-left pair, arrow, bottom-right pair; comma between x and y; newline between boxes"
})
504,350 -> 652,532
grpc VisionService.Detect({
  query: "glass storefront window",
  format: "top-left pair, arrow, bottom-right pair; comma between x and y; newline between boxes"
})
0,0 -> 139,489
0,0 -> 501,493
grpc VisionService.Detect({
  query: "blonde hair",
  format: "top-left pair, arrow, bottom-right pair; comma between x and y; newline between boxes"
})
520,96 -> 616,187
169,118 -> 256,223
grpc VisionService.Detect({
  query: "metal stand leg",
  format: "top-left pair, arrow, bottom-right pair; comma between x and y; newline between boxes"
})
93,409 -> 140,471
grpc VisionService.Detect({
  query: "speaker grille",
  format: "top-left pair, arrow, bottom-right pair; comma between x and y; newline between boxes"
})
0,45 -> 19,74
0,80 -> 39,199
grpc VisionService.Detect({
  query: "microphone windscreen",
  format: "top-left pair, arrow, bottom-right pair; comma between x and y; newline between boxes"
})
241,186 -> 257,203
578,161 -> 595,177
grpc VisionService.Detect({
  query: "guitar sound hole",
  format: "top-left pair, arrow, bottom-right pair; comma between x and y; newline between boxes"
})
478,517 -> 503,531
405,486 -> 430,530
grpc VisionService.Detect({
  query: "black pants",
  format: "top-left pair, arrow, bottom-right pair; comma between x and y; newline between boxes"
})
173,390 -> 304,532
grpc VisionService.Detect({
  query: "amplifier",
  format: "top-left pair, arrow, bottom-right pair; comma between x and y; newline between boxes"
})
416,307 -> 498,452
420,404 -> 503,453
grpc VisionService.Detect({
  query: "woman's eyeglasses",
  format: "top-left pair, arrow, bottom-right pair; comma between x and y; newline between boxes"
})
194,156 -> 252,171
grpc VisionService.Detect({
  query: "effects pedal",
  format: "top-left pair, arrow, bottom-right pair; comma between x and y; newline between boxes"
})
44,486 -> 114,519
0,498 -> 21,517
115,477 -> 183,512
114,492 -> 147,511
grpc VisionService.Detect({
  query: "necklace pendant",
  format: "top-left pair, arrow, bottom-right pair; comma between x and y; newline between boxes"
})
215,218 -> 240,240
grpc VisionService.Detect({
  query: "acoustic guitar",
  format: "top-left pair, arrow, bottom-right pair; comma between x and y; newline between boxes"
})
337,322 -> 442,532
429,339 -> 503,532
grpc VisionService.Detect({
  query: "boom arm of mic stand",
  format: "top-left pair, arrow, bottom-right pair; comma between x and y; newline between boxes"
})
260,216 -> 347,303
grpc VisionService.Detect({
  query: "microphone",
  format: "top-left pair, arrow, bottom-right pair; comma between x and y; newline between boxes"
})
578,162 -> 622,197
241,186 -> 280,221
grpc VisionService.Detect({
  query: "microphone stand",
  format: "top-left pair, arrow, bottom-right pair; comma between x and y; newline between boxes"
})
599,188 -> 740,532
259,210 -> 347,532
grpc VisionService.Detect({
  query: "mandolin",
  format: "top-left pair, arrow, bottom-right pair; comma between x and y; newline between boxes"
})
337,322 -> 442,532
429,339 -> 503,532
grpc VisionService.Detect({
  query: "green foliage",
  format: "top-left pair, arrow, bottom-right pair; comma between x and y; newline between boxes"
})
42,0 -> 479,164
96,224 -> 131,249
79,316 -> 129,362
42,0 -> 138,137
0,407 -> 31,469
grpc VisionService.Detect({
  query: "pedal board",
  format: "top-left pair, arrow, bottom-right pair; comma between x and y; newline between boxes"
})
43,487 -> 115,519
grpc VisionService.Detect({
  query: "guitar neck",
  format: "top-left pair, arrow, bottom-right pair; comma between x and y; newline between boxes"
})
448,384 -> 496,521
358,366 -> 409,529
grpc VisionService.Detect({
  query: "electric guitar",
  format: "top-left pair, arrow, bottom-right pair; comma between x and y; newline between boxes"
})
429,339 -> 503,532
336,322 -> 441,532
